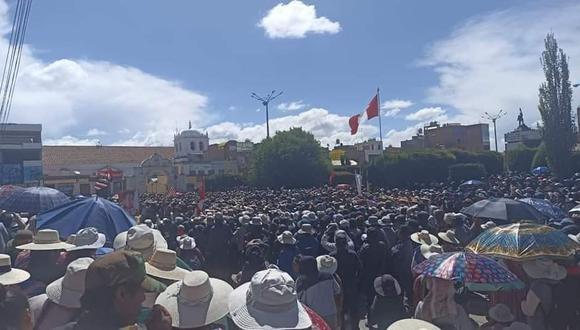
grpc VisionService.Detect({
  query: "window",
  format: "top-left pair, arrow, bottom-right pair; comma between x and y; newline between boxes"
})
190,141 -> 195,151
199,141 -> 204,151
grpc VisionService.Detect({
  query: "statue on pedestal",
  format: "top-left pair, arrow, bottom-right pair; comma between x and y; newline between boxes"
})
517,108 -> 524,127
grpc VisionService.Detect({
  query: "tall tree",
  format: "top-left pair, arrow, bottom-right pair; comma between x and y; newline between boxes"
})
538,33 -> 576,177
249,128 -> 330,188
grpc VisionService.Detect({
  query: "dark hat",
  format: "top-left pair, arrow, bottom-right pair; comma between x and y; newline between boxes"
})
85,250 -> 157,291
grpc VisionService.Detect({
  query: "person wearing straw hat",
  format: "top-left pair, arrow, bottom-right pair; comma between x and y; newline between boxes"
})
521,258 -> 567,330
28,258 -> 93,330
145,248 -> 189,286
228,266 -> 312,330
480,303 -> 515,330
176,235 -> 205,271
15,229 -> 74,297
64,227 -> 106,263
0,254 -> 29,286
121,224 -> 168,261
369,274 -> 406,329
437,229 -> 463,252
296,256 -> 341,329
155,270 -> 233,329
276,230 -> 299,278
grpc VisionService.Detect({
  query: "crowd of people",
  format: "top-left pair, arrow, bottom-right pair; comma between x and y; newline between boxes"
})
1,172 -> 580,329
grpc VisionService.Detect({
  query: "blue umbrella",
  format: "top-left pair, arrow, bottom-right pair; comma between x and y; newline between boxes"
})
460,180 -> 483,187
36,196 -> 136,245
532,166 -> 550,175
519,198 -> 566,220
0,186 -> 70,214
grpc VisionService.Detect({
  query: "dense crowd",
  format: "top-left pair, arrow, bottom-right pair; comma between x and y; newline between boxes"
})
1,172 -> 580,329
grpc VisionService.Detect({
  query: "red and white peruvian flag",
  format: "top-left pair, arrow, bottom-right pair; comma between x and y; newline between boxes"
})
349,93 -> 379,135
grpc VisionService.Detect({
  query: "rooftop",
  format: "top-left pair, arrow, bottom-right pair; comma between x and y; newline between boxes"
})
43,145 -> 175,169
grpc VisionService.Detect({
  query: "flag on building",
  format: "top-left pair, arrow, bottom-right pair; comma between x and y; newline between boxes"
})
349,93 -> 380,135
167,185 -> 177,197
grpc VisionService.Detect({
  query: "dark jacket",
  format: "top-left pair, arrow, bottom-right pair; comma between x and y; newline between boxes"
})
294,232 -> 319,257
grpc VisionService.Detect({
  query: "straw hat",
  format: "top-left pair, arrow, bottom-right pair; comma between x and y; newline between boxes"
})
67,227 -> 106,251
0,254 -> 30,285
16,229 -> 74,251
488,303 -> 515,323
228,267 -> 311,330
387,319 -> 440,330
316,255 -> 337,275
297,223 -> 315,235
420,244 -> 443,259
145,249 -> 189,281
155,271 -> 233,328
411,230 -> 439,245
277,231 -> 297,245
522,258 -> 567,281
438,230 -> 461,245
46,257 -> 93,308
123,224 -> 168,260
179,236 -> 197,250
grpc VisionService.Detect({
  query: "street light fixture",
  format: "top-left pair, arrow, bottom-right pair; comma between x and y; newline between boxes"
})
482,109 -> 507,152
251,90 -> 283,139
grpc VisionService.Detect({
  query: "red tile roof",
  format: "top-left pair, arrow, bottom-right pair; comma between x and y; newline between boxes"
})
43,145 -> 175,169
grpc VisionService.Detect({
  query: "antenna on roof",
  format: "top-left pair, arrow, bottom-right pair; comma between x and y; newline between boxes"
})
189,120 -> 192,130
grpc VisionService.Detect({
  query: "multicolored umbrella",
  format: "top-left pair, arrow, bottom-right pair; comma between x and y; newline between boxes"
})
467,223 -> 580,260
519,198 -> 566,220
460,198 -> 547,224
413,252 -> 524,291
0,186 -> 70,214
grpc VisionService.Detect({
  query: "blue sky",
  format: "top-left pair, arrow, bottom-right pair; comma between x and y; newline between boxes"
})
5,0 -> 580,148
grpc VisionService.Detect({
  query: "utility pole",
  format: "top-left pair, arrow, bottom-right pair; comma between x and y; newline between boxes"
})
482,110 -> 506,152
251,90 -> 283,139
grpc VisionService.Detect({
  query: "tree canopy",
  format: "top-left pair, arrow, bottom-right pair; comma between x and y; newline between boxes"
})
249,128 -> 330,188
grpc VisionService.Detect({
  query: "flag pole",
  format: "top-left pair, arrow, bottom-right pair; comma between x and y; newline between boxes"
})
377,87 -> 383,150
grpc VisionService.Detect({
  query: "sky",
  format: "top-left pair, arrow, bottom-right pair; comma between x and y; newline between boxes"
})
3,0 -> 580,149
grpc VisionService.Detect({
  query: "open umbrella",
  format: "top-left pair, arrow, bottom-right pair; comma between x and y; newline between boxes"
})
519,198 -> 566,220
531,166 -> 550,176
0,185 -> 24,198
460,180 -> 483,187
0,186 -> 70,214
466,222 -> 580,260
36,196 -> 136,245
413,252 -> 524,291
461,198 -> 547,224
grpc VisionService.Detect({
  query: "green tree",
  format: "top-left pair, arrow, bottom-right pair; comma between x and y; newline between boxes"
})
538,33 -> 576,177
249,128 -> 330,188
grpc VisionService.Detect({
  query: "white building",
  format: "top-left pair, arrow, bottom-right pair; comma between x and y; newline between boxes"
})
354,138 -> 383,163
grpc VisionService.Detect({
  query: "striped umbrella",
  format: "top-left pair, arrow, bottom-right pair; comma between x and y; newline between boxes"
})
0,186 -> 70,214
413,252 -> 524,291
467,222 -> 580,260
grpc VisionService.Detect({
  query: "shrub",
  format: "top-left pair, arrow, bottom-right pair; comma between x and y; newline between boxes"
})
505,146 -> 537,173
449,163 -> 487,182
531,143 -> 548,169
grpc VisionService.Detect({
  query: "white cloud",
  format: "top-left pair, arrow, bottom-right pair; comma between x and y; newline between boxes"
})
228,105 -> 237,111
422,1 -> 580,149
382,99 -> 413,110
405,107 -> 446,121
383,108 -> 401,117
258,1 -> 341,39
277,100 -> 306,112
0,0 -> 210,146
87,128 -> 107,136
44,136 -> 100,146
205,108 -> 378,147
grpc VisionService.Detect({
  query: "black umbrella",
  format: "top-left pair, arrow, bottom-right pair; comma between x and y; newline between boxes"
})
461,198 -> 547,224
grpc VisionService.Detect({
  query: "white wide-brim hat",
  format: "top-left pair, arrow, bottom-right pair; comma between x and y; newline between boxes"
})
45,257 -> 93,308
420,244 -> 443,259
316,255 -> 337,275
387,319 -> 441,330
0,254 -> 30,286
145,249 -> 189,282
438,230 -> 461,245
411,230 -> 439,245
16,229 -> 74,251
155,272 -> 233,328
228,282 -> 312,330
522,258 -> 567,281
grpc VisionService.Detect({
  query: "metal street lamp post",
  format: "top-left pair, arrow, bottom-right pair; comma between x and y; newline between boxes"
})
482,109 -> 506,152
251,90 -> 283,139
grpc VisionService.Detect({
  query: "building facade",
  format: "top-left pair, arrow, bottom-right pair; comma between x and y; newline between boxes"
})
0,123 -> 43,185
401,122 -> 490,151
